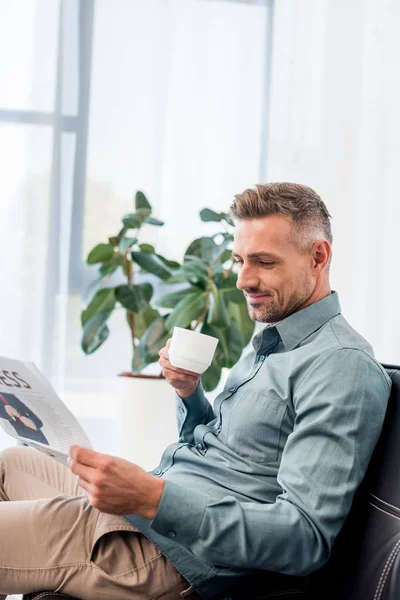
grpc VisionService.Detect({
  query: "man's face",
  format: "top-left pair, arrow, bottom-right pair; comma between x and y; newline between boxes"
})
232,215 -> 317,323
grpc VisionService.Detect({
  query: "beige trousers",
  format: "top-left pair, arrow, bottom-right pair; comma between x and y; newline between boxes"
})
0,446 -> 199,600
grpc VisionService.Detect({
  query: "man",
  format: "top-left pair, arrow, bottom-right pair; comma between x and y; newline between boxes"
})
0,183 -> 391,599
0,393 -> 49,445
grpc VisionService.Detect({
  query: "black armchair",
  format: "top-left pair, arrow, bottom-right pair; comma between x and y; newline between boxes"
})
22,365 -> 400,600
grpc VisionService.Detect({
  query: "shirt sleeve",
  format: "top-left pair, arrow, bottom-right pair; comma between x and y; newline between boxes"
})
176,383 -> 216,445
152,348 -> 391,575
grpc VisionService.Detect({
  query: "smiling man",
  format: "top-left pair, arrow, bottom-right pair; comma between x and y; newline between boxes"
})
0,183 -> 392,600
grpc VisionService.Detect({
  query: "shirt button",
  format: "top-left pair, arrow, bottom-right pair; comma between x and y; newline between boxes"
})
154,468 -> 162,475
167,530 -> 176,538
229,386 -> 236,393
196,442 -> 204,451
179,407 -> 185,414
259,355 -> 265,361
216,422 -> 221,431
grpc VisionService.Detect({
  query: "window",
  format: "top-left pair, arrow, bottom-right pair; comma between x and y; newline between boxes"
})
0,0 -> 273,453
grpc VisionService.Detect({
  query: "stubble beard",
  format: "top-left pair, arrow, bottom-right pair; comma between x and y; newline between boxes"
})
246,289 -> 311,324
247,296 -> 286,324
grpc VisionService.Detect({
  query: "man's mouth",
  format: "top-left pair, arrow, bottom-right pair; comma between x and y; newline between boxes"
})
246,293 -> 271,300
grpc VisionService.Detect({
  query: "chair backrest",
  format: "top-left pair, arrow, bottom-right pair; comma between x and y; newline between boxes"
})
311,365 -> 400,600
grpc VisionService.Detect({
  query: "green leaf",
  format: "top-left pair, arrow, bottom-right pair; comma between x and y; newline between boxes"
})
135,191 -> 152,217
220,273 -> 243,304
228,301 -> 255,346
156,286 -> 200,308
132,305 -> 160,339
99,257 -> 121,277
199,208 -> 225,222
181,256 -> 209,285
144,216 -> 164,226
132,347 -> 146,372
86,243 -> 115,265
139,243 -> 155,253
138,316 -> 170,364
166,272 -> 188,284
184,237 -> 231,268
218,322 -> 244,368
156,254 -> 180,269
119,237 -> 137,253
123,213 -> 141,229
131,251 -> 172,280
115,283 -> 153,313
81,310 -> 111,354
222,212 -> 234,227
200,322 -> 224,350
185,237 -> 218,263
207,285 -> 230,329
165,291 -> 208,331
201,321 -> 244,369
201,357 -> 222,392
211,240 -> 231,264
81,288 -> 116,326
84,258 -> 121,304
219,249 -> 233,264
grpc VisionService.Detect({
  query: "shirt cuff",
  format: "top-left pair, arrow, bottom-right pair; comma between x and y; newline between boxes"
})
176,381 -> 205,406
151,479 -> 207,546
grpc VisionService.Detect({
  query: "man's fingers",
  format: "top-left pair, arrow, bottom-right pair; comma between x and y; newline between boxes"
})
159,358 -> 199,378
77,476 -> 91,492
158,338 -> 172,358
69,457 -> 94,482
69,445 -> 105,468
158,358 -> 199,378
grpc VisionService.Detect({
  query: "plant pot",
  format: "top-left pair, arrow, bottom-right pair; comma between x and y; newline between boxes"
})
113,373 -> 178,472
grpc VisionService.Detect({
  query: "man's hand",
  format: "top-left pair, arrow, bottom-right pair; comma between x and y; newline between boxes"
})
69,446 -> 165,519
4,405 -> 20,421
159,339 -> 201,398
19,416 -> 37,430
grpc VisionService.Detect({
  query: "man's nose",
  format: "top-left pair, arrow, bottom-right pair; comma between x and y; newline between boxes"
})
236,264 -> 259,290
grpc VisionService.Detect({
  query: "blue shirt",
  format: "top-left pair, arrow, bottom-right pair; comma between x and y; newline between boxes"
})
125,292 -> 391,598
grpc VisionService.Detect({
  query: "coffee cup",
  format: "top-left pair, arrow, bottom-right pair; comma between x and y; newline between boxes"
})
168,327 -> 219,374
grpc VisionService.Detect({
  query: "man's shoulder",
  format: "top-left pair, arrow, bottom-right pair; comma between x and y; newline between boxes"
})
328,313 -> 374,353
310,314 -> 391,387
300,315 -> 391,390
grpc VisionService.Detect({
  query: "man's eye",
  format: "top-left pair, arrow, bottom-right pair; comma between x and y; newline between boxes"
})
233,259 -> 243,265
260,262 -> 275,267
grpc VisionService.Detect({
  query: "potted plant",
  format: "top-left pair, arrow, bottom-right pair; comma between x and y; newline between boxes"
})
80,191 -> 180,468
81,190 -> 178,371
150,207 -> 255,392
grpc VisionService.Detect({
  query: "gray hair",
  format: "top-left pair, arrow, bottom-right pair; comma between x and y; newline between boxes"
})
230,182 -> 333,253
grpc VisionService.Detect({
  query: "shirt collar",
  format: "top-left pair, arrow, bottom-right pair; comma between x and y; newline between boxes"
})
252,291 -> 341,352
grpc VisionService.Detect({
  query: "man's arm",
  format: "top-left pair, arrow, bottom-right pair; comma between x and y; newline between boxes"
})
175,383 -> 215,444
150,348 -> 391,575
159,340 -> 216,444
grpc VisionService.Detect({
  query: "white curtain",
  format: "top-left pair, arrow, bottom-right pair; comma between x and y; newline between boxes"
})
266,0 -> 400,365
0,0 -> 271,451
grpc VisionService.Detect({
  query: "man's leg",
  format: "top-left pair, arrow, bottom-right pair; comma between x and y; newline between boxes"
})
0,446 -> 197,600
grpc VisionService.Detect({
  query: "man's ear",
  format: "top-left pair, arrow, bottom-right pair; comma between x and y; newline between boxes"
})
312,240 -> 331,272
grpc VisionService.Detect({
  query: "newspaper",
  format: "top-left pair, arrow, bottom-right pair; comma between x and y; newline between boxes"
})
0,356 -> 92,466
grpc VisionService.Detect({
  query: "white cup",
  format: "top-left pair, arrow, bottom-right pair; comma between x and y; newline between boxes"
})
169,327 -> 219,374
